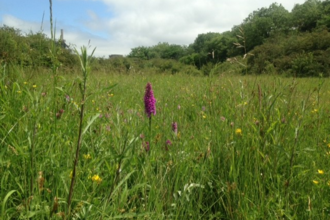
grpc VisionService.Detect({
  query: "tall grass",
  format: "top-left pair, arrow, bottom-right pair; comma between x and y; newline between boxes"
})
1,63 -> 330,219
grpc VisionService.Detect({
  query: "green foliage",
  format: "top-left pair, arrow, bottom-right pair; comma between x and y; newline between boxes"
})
0,25 -> 77,69
201,62 -> 214,76
128,46 -> 150,59
3,0 -> 330,76
126,0 -> 330,76
318,0 -> 330,28
291,0 -> 323,32
128,43 -> 188,61
0,26 -> 20,64
247,29 -> 330,76
209,31 -> 237,61
210,58 -> 246,75
232,3 -> 291,53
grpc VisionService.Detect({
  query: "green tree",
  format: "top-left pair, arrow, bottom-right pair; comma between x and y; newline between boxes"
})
0,25 -> 21,65
150,42 -> 187,60
128,46 -> 151,59
207,31 -> 236,62
291,0 -> 323,32
189,32 -> 221,68
232,3 -> 290,53
317,0 -> 330,28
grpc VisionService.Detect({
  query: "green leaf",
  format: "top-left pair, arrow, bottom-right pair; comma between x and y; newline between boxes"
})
109,170 -> 135,201
82,113 -> 101,135
2,190 -> 18,218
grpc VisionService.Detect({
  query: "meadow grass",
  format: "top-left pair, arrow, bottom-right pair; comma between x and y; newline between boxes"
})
1,64 -> 330,219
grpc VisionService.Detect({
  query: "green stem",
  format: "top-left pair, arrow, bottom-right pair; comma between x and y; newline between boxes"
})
149,116 -> 152,150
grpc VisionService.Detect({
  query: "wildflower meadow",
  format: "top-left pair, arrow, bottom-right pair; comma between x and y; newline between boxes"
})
2,55 -> 330,219
1,1 -> 330,218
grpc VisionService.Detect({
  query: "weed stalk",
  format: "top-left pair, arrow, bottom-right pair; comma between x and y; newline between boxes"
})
67,45 -> 95,217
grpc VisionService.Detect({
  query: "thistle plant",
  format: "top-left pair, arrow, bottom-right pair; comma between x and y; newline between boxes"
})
144,82 -> 156,150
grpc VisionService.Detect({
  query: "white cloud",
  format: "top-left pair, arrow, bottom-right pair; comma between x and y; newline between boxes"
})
1,0 -> 306,57
2,14 -> 42,33
91,0 -> 306,56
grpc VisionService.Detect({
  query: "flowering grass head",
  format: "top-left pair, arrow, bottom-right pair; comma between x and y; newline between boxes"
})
144,82 -> 156,118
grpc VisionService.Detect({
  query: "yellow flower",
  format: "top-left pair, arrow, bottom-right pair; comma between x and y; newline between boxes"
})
24,82 -> 27,85
83,154 -> 91,160
235,128 -> 242,135
32,85 -> 37,88
313,180 -> 319,184
91,175 -> 102,184
327,143 -> 330,148
328,181 -> 330,186
17,90 -> 22,94
311,109 -> 318,114
202,115 -> 206,119
318,169 -> 324,174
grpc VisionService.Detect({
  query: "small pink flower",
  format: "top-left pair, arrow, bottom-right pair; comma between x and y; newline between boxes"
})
172,122 -> 178,135
165,139 -> 172,151
65,95 -> 70,102
143,141 -> 150,152
56,113 -> 61,119
56,109 -> 64,119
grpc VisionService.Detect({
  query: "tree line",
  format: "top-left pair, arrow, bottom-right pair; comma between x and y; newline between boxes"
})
1,0 -> 330,76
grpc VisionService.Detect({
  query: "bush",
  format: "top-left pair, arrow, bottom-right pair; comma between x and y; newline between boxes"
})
247,29 -> 330,76
210,60 -> 246,75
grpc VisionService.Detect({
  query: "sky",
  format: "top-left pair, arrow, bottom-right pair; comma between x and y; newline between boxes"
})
0,0 -> 307,57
